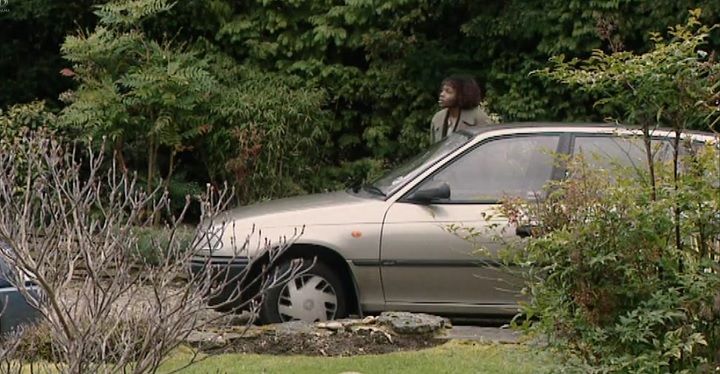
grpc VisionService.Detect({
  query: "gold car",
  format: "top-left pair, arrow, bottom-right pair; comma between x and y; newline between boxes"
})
191,123 -> 715,323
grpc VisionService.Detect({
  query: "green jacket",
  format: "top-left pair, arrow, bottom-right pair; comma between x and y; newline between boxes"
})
430,107 -> 492,143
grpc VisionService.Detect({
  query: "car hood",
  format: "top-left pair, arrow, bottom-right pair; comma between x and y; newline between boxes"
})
198,191 -> 389,256
218,191 -> 388,228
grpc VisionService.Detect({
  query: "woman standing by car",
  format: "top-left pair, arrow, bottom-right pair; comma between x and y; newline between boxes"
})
431,75 -> 492,143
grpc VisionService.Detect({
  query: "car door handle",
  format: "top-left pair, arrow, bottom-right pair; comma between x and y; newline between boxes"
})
515,225 -> 536,238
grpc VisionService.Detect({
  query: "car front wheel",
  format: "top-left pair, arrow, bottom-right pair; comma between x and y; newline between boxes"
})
258,260 -> 347,324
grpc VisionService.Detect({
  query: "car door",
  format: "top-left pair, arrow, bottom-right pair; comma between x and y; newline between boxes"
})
380,133 -> 566,310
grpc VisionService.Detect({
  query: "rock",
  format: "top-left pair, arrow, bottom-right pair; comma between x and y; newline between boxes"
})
438,326 -> 519,343
185,331 -> 221,345
201,310 -> 252,328
184,330 -> 243,349
351,325 -> 394,343
272,320 -> 327,336
377,312 -> 450,335
322,321 -> 344,331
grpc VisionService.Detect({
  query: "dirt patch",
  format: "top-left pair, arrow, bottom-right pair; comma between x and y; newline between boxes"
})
204,329 -> 446,356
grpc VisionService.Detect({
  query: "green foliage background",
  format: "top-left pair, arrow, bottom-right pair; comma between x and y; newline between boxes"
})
2,0 -> 720,208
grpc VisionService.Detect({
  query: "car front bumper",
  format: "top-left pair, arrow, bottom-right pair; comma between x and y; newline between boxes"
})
189,255 -> 251,281
189,255 -> 253,311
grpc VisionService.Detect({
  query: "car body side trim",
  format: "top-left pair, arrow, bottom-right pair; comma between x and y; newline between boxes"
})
352,259 -> 511,268
385,259 -> 507,267
351,259 -> 380,267
190,255 -> 250,266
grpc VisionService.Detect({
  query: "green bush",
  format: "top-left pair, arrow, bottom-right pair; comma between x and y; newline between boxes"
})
502,11 -> 720,372
505,149 -> 720,372
131,226 -> 194,266
0,101 -> 57,141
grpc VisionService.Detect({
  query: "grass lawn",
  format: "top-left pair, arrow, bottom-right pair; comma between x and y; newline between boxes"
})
159,341 -> 554,373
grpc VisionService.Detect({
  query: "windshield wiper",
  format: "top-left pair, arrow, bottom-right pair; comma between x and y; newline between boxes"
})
362,184 -> 386,197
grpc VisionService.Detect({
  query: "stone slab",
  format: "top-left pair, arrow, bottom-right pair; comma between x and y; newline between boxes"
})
440,325 -> 520,343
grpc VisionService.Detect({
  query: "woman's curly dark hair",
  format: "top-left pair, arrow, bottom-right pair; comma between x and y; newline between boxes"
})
441,75 -> 483,109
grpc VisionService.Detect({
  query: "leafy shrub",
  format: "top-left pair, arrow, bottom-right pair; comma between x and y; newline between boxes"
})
502,11 -> 720,372
131,226 -> 194,266
207,68 -> 332,203
505,148 -> 720,372
0,101 -> 57,140
58,0 -> 334,211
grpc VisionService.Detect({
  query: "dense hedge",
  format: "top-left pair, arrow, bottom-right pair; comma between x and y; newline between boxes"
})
2,0 -> 719,208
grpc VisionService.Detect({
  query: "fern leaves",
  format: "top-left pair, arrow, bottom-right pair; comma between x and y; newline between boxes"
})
94,0 -> 176,27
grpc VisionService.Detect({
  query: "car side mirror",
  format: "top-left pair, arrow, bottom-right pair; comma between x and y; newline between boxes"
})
407,182 -> 451,204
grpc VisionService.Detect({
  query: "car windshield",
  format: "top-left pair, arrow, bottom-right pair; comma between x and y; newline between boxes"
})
369,132 -> 472,197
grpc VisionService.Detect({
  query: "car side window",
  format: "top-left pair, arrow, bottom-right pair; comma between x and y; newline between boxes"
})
572,135 -> 674,172
421,135 -> 561,203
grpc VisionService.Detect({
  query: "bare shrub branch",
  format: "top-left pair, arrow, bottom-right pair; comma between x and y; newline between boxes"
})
0,131 -> 302,373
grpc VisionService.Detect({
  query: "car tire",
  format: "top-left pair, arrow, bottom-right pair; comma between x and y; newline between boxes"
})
258,259 -> 347,324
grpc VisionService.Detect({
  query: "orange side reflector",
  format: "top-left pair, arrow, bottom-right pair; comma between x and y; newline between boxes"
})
351,231 -> 362,238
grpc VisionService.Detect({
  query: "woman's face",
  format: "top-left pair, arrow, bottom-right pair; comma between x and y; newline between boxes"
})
438,84 -> 457,108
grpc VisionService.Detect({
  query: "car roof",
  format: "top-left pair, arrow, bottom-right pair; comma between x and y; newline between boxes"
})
460,122 -> 717,139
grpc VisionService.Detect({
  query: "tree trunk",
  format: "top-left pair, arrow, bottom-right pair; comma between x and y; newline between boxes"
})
114,135 -> 127,173
673,127 -> 682,252
147,134 -> 156,196
642,123 -> 657,201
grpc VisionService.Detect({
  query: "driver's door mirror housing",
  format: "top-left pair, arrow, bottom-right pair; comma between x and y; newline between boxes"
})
406,182 -> 451,204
